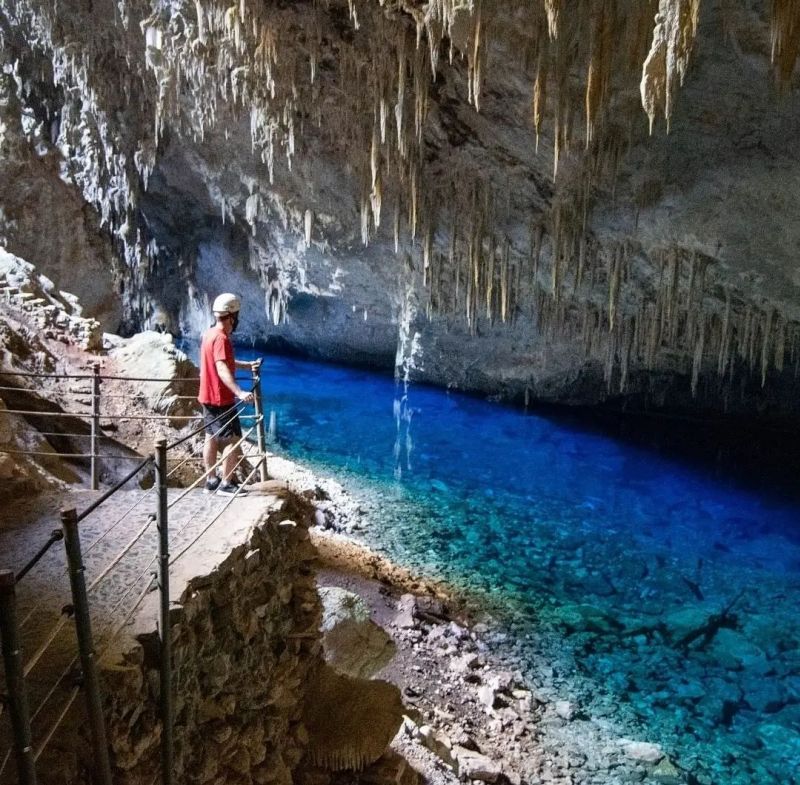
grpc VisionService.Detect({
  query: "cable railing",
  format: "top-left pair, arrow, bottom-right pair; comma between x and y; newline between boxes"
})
0,362 -> 270,785
0,364 -> 251,490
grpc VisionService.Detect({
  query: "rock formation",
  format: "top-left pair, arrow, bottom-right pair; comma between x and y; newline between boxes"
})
1,1 -> 799,418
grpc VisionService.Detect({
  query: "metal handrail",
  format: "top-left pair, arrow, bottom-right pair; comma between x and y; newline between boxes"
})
0,371 -> 201,382
0,362 -> 270,785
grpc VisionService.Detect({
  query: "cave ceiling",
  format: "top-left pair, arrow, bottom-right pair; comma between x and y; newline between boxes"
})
1,0 -> 800,413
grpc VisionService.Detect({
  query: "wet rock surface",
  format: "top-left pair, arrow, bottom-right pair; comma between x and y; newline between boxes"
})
288,463 -> 800,785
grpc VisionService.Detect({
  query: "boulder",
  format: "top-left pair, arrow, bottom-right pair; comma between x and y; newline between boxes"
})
107,331 -> 198,421
395,594 -> 417,629
651,757 -> 685,784
302,664 -> 405,771
318,586 -> 396,679
621,740 -> 664,763
452,746 -> 502,783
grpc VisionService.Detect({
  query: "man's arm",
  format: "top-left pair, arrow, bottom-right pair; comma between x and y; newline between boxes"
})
234,359 -> 260,370
215,360 -> 254,403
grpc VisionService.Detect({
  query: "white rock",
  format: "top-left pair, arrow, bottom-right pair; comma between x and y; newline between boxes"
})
622,740 -> 664,763
395,594 -> 417,628
555,700 -> 575,720
450,653 -> 479,673
477,685 -> 497,710
453,746 -> 502,783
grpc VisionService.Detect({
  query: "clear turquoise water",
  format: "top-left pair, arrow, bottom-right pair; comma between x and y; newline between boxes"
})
235,351 -> 800,783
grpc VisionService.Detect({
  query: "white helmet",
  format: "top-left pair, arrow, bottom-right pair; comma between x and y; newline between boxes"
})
212,293 -> 241,315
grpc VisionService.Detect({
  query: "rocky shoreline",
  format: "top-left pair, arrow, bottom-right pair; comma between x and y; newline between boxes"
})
268,457 -> 691,785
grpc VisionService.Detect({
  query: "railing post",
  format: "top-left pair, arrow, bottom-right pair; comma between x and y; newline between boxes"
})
60,508 -> 113,785
90,363 -> 101,491
251,361 -> 268,482
0,571 -> 37,785
154,438 -> 173,785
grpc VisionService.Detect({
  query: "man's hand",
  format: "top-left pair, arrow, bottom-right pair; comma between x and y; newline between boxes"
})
237,389 -> 254,404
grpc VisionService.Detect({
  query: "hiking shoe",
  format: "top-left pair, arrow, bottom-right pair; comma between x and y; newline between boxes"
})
204,476 -> 221,493
217,482 -> 248,497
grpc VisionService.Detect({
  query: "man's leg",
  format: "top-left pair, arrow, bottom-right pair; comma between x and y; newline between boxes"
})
221,441 -> 241,483
203,434 -> 219,479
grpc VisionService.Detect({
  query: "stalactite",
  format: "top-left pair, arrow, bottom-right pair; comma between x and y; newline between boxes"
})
500,239 -> 510,324
360,195 -> 370,246
761,307 -> 775,386
774,316 -> 786,372
605,316 -> 618,391
691,316 -> 705,397
666,249 -> 681,345
585,0 -> 614,148
532,40 -> 548,152
641,0 -> 701,133
718,289 -> 731,377
748,307 -> 760,371
393,200 -> 401,255
608,246 -> 621,331
619,316 -> 633,393
770,0 -> 800,86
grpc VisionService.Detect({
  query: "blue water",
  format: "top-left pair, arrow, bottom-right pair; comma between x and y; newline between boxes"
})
237,351 -> 800,783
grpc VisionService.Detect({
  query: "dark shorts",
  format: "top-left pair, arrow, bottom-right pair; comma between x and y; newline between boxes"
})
202,403 -> 242,440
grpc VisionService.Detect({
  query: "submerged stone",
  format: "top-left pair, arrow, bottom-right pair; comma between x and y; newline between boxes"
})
651,756 -> 683,784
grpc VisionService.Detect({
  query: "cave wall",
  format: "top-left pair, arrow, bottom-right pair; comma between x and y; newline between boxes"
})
98,498 -> 322,785
1,0 -> 799,418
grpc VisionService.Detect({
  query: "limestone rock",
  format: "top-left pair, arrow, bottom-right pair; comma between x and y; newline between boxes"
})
395,594 -> 417,629
415,724 -> 457,770
108,331 -> 198,421
452,746 -> 502,783
319,586 -> 397,679
622,740 -> 665,763
477,685 -> 499,711
651,757 -> 685,784
302,664 -> 405,772
555,701 -> 575,721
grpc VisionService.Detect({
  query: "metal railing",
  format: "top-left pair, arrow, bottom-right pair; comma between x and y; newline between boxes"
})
0,363 -> 270,785
0,362 -> 270,490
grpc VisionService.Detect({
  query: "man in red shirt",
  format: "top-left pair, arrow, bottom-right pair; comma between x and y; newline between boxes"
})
198,293 -> 257,495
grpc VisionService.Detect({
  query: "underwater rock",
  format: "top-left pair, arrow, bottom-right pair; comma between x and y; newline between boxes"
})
555,701 -> 575,721
709,629 -> 768,673
650,756 -> 684,784
553,604 -> 621,635
622,740 -> 664,763
755,723 -> 800,758
450,653 -> 480,674
741,673 -> 785,715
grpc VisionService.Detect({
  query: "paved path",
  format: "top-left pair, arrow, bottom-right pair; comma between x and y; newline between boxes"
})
0,486 -> 272,782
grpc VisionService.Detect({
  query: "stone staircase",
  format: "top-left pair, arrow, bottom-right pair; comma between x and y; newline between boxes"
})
0,256 -> 101,350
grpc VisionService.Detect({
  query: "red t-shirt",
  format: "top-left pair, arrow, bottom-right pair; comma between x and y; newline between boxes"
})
198,326 -> 236,406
